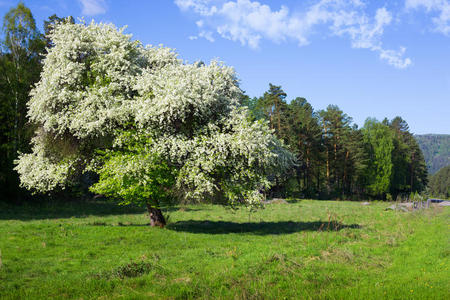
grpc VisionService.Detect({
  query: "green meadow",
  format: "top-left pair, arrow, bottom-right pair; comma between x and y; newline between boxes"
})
0,200 -> 448,299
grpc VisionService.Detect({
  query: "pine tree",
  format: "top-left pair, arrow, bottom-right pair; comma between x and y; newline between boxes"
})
318,105 -> 353,196
285,97 -> 323,196
257,84 -> 288,136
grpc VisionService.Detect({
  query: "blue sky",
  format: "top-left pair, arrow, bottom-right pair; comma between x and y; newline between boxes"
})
1,0 -> 449,134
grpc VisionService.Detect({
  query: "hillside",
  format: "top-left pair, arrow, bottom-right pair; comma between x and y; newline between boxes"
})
429,165 -> 450,199
415,134 -> 450,175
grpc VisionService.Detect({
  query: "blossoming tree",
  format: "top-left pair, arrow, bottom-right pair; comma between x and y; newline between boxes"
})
15,21 -> 294,227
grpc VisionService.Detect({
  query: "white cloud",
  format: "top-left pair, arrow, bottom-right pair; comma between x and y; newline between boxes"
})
333,7 -> 411,68
199,30 -> 215,42
79,0 -> 107,16
378,47 -> 412,69
406,0 -> 450,35
175,0 -> 411,68
188,20 -> 215,42
406,0 -> 443,10
196,20 -> 204,27
175,0 -> 218,16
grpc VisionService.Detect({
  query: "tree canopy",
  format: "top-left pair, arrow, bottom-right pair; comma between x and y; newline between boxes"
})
14,20 -> 294,218
0,3 -> 431,205
0,2 -> 44,199
247,84 -> 428,200
362,118 -> 394,198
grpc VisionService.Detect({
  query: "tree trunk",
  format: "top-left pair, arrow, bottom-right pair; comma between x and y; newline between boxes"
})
306,148 -> 310,190
276,100 -> 281,134
343,150 -> 349,193
146,203 -> 166,228
323,125 -> 330,193
326,149 -> 330,193
410,152 -> 415,193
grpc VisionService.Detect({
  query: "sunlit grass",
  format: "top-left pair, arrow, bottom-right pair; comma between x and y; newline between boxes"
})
0,200 -> 448,299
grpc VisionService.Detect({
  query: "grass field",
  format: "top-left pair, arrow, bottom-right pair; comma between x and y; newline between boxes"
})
0,199 -> 448,299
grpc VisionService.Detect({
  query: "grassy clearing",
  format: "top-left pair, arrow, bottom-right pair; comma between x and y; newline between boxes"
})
0,200 -> 448,299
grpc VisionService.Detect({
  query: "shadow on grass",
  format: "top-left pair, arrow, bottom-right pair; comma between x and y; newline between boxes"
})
167,220 -> 361,235
163,207 -> 203,213
89,221 -> 150,227
0,201 -> 147,221
0,201 -> 205,221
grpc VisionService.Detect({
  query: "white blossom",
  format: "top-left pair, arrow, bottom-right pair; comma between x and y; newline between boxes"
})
16,20 -> 294,206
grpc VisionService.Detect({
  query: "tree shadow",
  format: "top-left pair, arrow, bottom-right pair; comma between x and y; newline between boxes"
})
0,200 -> 207,221
89,221 -> 150,227
0,201 -> 147,221
166,220 -> 361,235
163,207 -> 203,212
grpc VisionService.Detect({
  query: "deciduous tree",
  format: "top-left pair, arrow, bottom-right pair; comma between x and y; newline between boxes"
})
15,21 -> 293,225
362,118 -> 394,198
0,2 -> 44,199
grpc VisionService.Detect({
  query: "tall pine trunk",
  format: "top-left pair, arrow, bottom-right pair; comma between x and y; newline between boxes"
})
343,150 -> 349,194
323,125 -> 330,193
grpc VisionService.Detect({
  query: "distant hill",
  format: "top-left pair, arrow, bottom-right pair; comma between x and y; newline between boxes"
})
429,165 -> 450,199
415,134 -> 450,175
